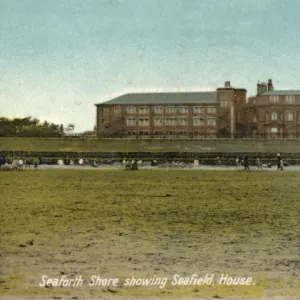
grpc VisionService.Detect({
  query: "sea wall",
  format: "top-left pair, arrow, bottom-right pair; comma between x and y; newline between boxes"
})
1,137 -> 300,153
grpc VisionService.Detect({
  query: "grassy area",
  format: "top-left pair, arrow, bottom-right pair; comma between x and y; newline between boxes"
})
0,169 -> 300,298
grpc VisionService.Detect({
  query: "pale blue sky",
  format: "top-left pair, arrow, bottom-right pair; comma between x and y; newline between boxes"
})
1,0 -> 300,131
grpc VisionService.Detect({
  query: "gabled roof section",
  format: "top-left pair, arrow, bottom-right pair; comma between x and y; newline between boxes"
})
96,91 -> 217,105
262,90 -> 300,96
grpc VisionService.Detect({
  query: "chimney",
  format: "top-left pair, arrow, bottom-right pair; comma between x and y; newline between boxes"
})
224,81 -> 231,88
257,81 -> 268,95
267,79 -> 274,91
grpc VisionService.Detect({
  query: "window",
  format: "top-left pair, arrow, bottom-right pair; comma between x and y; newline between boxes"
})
178,118 -> 188,126
139,106 -> 149,114
114,107 -> 121,114
253,115 -> 257,123
270,95 -> 279,103
166,131 -> 176,135
271,127 -> 278,133
178,106 -> 188,114
207,129 -> 216,133
207,106 -> 216,114
126,118 -> 136,126
220,95 -> 229,107
193,106 -> 204,114
193,118 -> 204,127
220,100 -> 228,107
286,111 -> 294,121
138,118 -> 149,127
271,112 -> 277,121
153,106 -> 164,114
166,106 -> 177,114
165,118 -> 177,126
126,106 -> 136,114
220,95 -> 228,100
154,118 -> 163,126
207,118 -> 216,127
193,134 -> 205,139
178,132 -> 188,138
285,95 -> 295,104
127,132 -> 136,136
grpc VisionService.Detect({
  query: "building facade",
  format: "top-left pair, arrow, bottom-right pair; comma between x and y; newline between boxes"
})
246,80 -> 300,138
96,82 -> 246,138
95,80 -> 300,138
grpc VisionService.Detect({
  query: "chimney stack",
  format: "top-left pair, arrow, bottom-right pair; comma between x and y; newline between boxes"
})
224,81 -> 231,88
257,81 -> 268,95
267,79 -> 274,91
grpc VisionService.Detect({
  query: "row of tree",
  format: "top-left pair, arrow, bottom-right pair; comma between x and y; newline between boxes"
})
0,117 -> 75,137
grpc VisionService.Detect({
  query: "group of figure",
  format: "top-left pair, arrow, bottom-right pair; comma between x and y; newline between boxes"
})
123,159 -> 138,170
12,158 -> 39,171
0,156 -> 39,171
237,153 -> 284,171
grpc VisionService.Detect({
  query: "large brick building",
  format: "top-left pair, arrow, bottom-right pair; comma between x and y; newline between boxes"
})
95,80 -> 300,138
95,81 -> 246,138
246,80 -> 300,138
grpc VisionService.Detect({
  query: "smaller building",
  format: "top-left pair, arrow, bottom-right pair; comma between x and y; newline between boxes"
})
247,79 -> 300,138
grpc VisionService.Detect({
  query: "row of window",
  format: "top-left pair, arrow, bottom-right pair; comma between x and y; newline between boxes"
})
126,117 -> 216,127
253,111 -> 297,122
269,95 -> 296,104
127,131 -> 216,136
267,128 -> 297,134
112,106 -> 216,114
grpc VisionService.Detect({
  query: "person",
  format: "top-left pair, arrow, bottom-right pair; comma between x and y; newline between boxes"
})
18,158 -> 24,171
279,158 -> 284,171
25,159 -> 30,168
151,160 -> 158,166
33,159 -> 38,171
256,157 -> 262,171
12,158 -> 18,171
125,160 -> 131,170
238,156 -> 242,166
0,155 -> 4,168
277,153 -> 281,170
243,153 -> 249,170
131,160 -> 138,170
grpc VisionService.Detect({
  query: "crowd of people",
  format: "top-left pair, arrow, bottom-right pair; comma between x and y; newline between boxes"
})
0,155 -> 39,171
0,153 -> 287,171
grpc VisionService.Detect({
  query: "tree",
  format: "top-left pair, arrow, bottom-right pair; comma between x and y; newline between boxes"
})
0,116 -> 65,137
65,124 -> 75,135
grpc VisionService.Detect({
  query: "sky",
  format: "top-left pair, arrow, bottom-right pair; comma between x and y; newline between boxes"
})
1,0 -> 300,132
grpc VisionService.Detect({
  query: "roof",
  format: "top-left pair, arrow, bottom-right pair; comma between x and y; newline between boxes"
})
217,87 -> 247,92
96,91 -> 217,105
262,90 -> 300,96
